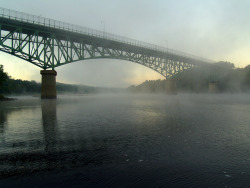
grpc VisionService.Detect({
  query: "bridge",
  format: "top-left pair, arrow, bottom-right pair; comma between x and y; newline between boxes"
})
0,7 -> 214,98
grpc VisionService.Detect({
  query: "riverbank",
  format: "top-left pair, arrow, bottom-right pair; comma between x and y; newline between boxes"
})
0,94 -> 15,101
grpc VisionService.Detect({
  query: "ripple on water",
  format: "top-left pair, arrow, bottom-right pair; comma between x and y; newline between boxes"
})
0,94 -> 250,187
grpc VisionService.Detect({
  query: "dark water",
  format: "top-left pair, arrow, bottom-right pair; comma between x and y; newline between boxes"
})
0,94 -> 250,187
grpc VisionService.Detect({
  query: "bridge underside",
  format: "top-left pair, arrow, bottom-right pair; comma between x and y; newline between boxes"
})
0,18 -> 197,79
0,16 -> 210,98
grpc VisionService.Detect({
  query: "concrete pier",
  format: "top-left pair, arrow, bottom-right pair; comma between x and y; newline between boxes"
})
166,79 -> 177,94
209,82 -> 218,93
40,70 -> 57,99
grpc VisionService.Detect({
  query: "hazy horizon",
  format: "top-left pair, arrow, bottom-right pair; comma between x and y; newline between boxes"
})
0,0 -> 250,87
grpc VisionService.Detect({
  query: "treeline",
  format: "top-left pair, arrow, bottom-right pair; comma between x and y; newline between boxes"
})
128,62 -> 250,93
0,66 -> 96,95
0,79 -> 40,94
1,62 -> 250,95
0,79 -> 124,95
0,78 -> 99,95
0,65 -> 126,95
128,80 -> 166,93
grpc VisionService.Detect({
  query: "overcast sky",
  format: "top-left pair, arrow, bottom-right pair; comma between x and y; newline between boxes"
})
0,0 -> 249,87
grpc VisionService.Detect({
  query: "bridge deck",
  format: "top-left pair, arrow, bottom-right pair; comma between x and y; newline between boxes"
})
0,7 -> 213,65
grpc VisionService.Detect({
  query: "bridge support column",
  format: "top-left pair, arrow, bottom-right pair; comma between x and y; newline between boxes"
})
166,79 -> 177,94
209,82 -> 218,94
40,70 -> 57,99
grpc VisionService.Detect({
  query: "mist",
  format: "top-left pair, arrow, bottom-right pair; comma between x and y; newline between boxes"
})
1,0 -> 250,87
1,1 -> 250,187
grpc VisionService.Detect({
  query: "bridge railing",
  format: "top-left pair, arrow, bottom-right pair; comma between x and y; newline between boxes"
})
0,7 -> 213,64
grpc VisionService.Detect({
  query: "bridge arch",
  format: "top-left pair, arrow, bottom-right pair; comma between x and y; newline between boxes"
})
0,26 -> 194,79
0,7 -> 213,98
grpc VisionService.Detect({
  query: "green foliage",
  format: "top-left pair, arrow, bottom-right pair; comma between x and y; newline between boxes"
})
0,71 -> 123,95
56,83 -> 98,94
0,79 -> 41,94
0,78 -> 100,95
0,64 -> 100,95
243,65 -> 250,89
215,61 -> 235,69
128,79 -> 166,93
174,67 -> 210,92
0,65 -> 8,91
129,62 -> 250,93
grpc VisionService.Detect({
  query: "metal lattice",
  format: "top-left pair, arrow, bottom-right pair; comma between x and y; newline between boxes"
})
0,7 -> 213,78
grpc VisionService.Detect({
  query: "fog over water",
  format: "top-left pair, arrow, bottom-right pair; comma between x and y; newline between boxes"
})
1,0 -> 250,86
0,93 -> 250,187
1,2 -> 250,187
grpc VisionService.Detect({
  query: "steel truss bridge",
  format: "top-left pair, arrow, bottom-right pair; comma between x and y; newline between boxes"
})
0,7 -> 214,78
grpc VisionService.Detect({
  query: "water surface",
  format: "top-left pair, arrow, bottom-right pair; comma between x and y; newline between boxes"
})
0,94 -> 250,187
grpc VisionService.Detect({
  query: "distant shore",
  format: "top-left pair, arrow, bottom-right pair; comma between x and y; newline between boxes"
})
0,95 -> 15,101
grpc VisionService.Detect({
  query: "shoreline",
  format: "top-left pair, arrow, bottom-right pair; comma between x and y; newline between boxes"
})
0,95 -> 16,101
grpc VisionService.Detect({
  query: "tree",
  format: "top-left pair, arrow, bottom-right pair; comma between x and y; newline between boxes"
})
215,61 -> 235,69
0,65 -> 8,88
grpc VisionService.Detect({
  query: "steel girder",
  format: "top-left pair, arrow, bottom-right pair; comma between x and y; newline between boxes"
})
0,22 -> 197,78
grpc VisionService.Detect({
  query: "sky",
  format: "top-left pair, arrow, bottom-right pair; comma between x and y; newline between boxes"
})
0,0 -> 250,88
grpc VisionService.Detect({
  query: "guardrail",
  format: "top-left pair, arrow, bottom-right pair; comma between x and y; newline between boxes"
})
0,7 -> 213,63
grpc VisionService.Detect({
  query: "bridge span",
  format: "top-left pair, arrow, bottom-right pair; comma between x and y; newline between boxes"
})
0,7 -> 214,98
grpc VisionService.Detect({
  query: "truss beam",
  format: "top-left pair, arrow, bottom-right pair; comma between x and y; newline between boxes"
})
0,21 -> 197,78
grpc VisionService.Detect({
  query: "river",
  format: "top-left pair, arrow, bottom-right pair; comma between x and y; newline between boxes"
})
0,93 -> 250,187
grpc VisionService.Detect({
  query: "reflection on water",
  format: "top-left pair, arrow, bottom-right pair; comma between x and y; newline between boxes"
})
41,100 -> 57,153
0,108 -> 6,134
0,94 -> 250,187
